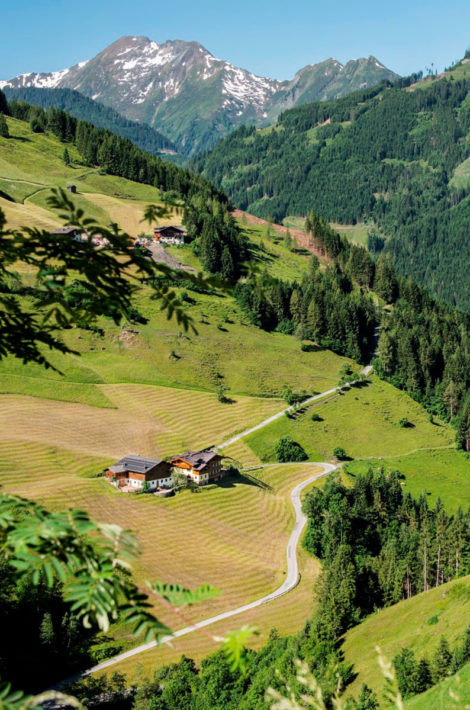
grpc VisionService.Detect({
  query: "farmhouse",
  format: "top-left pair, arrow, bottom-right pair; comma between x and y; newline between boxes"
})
153,225 -> 186,245
51,226 -> 110,248
51,226 -> 83,239
171,448 -> 226,485
105,455 -> 173,492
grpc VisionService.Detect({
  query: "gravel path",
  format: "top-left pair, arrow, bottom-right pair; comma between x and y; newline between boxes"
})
148,242 -> 196,273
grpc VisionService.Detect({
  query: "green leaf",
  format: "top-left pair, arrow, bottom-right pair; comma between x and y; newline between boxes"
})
149,581 -> 220,607
222,626 -> 259,673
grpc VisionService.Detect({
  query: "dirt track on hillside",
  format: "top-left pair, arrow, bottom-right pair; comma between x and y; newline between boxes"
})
148,242 -> 196,272
231,209 -> 331,263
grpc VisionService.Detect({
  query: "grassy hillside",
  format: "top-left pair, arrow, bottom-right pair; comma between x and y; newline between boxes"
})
344,448 -> 470,513
4,109 -> 470,688
0,284 -> 349,401
405,660 -> 470,708
342,575 -> 470,699
0,116 -> 182,234
242,376 -> 470,511
0,111 -> 354,665
245,375 -> 453,458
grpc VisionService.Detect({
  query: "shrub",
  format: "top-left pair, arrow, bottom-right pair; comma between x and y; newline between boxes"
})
311,412 -> 322,422
90,643 -> 123,663
275,318 -> 294,335
216,383 -> 229,403
333,446 -> 347,460
275,436 -> 308,462
398,417 -> 411,428
282,384 -> 309,406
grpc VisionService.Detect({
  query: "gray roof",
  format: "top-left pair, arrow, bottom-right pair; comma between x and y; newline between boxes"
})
51,227 -> 80,235
109,455 -> 165,475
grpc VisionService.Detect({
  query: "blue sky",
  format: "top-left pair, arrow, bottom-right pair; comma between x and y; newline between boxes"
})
1,0 -> 470,80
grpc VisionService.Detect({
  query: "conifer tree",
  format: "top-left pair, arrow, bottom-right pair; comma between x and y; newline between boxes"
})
0,89 -> 8,116
443,380 -> 459,419
0,113 -> 9,138
373,253 -> 398,303
315,544 -> 358,639
39,612 -> 55,649
220,246 -> 235,283
414,658 -> 432,694
63,147 -> 71,166
431,636 -> 452,683
393,647 -> 418,698
353,684 -> 379,710
289,289 -> 302,323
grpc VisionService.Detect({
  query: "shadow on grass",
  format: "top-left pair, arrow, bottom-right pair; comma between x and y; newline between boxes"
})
247,241 -> 275,268
291,247 -> 311,256
215,471 -> 273,492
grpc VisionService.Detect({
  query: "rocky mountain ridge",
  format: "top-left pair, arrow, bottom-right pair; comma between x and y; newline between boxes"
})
1,36 -> 399,154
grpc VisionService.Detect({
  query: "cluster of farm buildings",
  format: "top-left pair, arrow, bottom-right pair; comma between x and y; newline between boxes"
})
135,225 -> 186,247
52,224 -> 186,250
55,186 -> 186,247
105,448 -> 227,494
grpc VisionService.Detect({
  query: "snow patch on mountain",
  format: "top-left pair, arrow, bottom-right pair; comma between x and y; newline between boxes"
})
0,35 -> 399,154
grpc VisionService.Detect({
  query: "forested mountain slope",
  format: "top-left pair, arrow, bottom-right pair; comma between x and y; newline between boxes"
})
193,62 -> 470,311
3,86 -> 177,155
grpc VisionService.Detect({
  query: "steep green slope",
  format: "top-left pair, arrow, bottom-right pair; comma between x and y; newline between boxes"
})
0,113 -> 348,400
3,86 -> 177,156
0,115 -> 178,232
405,661 -> 470,708
342,576 -> 470,698
193,69 -> 470,311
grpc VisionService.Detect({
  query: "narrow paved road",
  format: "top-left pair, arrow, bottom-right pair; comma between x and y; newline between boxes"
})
74,363 -> 374,678
80,462 -> 336,676
219,364 -> 371,450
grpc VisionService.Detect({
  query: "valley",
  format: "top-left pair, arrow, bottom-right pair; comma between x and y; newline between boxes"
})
3,64 -> 470,710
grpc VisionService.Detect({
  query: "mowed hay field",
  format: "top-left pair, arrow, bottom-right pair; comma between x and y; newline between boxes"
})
0,432 -> 325,659
0,116 -> 183,237
0,385 -> 283,460
106,545 -> 321,680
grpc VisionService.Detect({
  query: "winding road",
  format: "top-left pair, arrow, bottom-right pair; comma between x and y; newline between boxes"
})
78,363 -> 375,677
219,362 -> 373,451
81,462 -> 336,676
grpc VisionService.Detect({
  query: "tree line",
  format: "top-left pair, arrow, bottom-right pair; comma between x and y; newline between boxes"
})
393,628 -> 470,700
234,255 -> 377,363
304,211 -> 470,449
4,87 -> 176,154
303,471 -> 470,632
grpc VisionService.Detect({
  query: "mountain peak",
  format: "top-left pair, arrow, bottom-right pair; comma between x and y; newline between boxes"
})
0,37 -> 399,154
